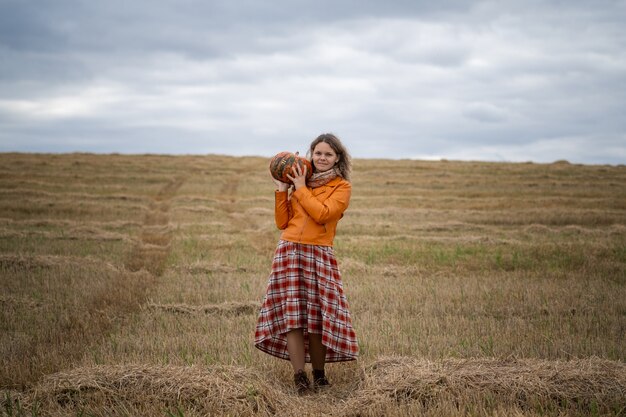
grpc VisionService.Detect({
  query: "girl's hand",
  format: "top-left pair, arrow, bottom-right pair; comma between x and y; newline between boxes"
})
286,161 -> 308,190
272,175 -> 289,192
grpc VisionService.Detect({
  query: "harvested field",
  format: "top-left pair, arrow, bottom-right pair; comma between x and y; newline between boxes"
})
1,153 -> 624,416
5,357 -> 624,416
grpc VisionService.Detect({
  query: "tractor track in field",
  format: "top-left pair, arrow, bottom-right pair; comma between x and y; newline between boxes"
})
216,172 -> 266,234
124,176 -> 186,276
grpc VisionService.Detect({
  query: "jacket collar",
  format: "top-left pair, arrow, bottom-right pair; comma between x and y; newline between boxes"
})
325,177 -> 345,187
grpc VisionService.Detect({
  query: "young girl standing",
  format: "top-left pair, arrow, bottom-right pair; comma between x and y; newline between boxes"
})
254,133 -> 358,394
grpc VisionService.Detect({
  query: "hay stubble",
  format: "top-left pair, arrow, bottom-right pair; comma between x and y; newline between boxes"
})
1,153 -> 624,416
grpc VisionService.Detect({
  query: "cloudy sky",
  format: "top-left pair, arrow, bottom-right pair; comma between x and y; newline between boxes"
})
1,0 -> 625,164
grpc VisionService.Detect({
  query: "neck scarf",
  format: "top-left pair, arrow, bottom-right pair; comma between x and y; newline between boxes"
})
307,168 -> 340,188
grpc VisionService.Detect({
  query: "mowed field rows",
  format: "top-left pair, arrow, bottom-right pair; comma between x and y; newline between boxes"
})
1,153 -> 625,416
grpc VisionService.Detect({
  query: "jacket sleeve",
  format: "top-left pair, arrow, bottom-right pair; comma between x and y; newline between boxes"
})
274,190 -> 292,229
291,181 -> 351,224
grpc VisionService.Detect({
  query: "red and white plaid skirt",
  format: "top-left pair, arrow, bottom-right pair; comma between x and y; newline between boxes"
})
254,240 -> 359,362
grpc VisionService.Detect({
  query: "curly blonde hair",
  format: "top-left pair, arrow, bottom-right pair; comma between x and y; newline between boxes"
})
307,133 -> 352,181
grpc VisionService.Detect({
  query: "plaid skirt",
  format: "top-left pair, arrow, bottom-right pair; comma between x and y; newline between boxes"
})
254,240 -> 359,362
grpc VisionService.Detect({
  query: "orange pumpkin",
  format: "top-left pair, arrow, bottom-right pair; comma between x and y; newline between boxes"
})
269,151 -> 313,184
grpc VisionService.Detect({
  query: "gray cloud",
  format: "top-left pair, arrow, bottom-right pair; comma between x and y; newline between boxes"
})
0,0 -> 624,164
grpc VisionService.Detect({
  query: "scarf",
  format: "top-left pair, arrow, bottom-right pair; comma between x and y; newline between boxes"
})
306,168 -> 340,188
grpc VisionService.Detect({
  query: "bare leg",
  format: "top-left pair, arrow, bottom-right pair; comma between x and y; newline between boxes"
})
308,333 -> 327,371
286,329 -> 306,372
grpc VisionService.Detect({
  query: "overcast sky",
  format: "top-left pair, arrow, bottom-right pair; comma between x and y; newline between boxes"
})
1,0 -> 625,164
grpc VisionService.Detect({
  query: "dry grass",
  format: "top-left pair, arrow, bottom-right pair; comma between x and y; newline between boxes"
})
3,357 -> 624,416
145,301 -> 260,316
347,356 -> 626,416
1,152 -> 625,416
0,253 -> 154,388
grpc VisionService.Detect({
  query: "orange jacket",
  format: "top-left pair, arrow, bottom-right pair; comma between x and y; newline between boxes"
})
275,177 -> 351,247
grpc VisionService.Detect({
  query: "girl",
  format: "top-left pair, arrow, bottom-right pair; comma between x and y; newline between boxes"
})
254,133 -> 358,394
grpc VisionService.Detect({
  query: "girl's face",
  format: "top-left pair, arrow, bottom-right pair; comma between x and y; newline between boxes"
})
312,141 -> 339,172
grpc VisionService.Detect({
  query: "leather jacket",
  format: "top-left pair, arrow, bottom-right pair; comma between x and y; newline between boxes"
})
274,177 -> 351,247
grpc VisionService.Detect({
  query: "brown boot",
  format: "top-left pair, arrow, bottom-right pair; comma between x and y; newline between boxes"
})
313,369 -> 330,390
293,370 -> 310,395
